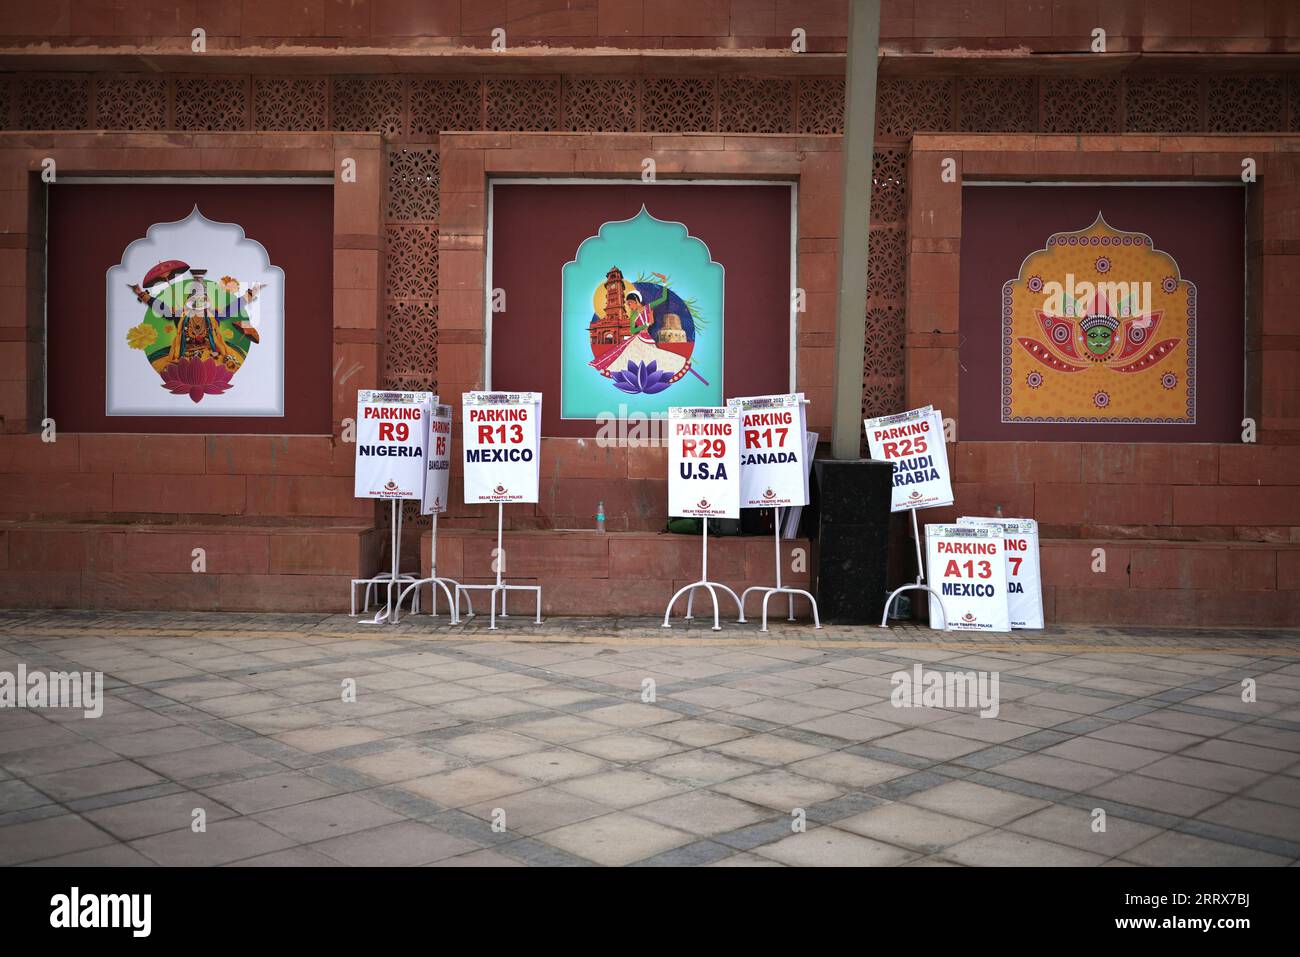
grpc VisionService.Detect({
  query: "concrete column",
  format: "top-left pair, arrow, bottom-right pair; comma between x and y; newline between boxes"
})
830,0 -> 881,459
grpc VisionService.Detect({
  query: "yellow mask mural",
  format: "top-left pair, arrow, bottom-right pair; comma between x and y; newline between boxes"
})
1001,213 -> 1195,425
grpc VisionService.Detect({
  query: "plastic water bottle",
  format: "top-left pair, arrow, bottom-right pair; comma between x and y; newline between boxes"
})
596,500 -> 606,533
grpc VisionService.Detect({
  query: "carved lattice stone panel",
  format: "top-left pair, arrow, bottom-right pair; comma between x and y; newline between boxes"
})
485,77 -> 561,132
863,304 -> 906,381
876,79 -> 953,139
797,77 -> 844,134
1041,77 -> 1120,133
861,381 -> 905,419
1206,75 -> 1287,132
958,77 -> 1036,133
401,498 -> 433,529
871,149 -> 908,226
387,148 -> 440,223
16,75 -> 90,130
95,74 -> 167,130
1292,75 -> 1300,132
866,227 -> 907,305
253,77 -> 328,131
1124,75 -> 1201,132
384,300 -> 439,381
718,76 -> 795,133
641,77 -> 717,133
332,77 -> 404,136
409,78 -> 481,137
562,76 -> 639,132
384,225 -> 439,299
173,76 -> 247,131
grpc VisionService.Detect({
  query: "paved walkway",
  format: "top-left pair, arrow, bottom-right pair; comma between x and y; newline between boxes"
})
1,611 -> 1298,866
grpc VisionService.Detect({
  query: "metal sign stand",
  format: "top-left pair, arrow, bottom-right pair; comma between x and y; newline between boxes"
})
455,503 -> 541,630
662,519 -> 745,632
880,506 -> 950,630
394,509 -> 471,625
351,499 -> 420,624
740,505 -> 821,632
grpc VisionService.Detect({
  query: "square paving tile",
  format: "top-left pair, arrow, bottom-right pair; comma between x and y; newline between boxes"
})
1195,796 -> 1300,841
755,828 -> 919,867
488,749 -> 608,784
709,734 -> 828,767
0,814 -> 117,866
85,790 -> 238,841
131,818 -> 295,866
539,812 -> 694,866
942,830 -> 1107,867
646,719 -> 749,747
570,732 -> 685,763
787,752 -> 913,789
313,821 -> 480,866
440,731 -> 547,762
642,751 -> 766,788
201,771 -> 342,814
906,780 -> 1051,826
1005,804 -> 1164,856
28,760 -> 166,803
836,804 -> 990,852
1139,755 -> 1270,793
554,770 -> 691,808
1120,830 -> 1290,866
1087,774 -> 1226,817
400,766 -> 537,808
628,789 -> 772,836
712,769 -> 844,811
463,786 -> 609,836
253,793 -> 405,843
994,753 -> 1122,792
873,729 -> 988,761
341,746 -> 466,783
1039,737 -> 1165,772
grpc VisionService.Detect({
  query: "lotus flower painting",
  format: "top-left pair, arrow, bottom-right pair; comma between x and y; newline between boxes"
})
561,207 -> 724,420
106,207 -> 285,416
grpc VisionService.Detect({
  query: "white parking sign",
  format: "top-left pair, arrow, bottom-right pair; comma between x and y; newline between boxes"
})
668,406 -> 740,519
958,517 -> 1043,629
423,403 -> 453,515
462,392 -> 541,504
727,393 -> 809,508
354,390 -> 434,500
864,405 -> 954,512
925,523 -> 1011,633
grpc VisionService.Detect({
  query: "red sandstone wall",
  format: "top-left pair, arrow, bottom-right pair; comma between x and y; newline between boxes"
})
0,2 -> 1297,623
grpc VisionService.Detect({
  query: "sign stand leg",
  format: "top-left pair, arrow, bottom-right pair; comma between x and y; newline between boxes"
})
740,507 -> 822,633
394,509 -> 470,625
662,518 -> 744,632
492,502 -> 504,628
879,507 -> 950,630
352,499 -> 420,625
455,502 -> 542,631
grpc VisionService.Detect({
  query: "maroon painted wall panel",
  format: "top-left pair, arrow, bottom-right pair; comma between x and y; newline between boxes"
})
490,182 -> 793,437
959,184 -> 1244,443
46,183 -> 334,434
